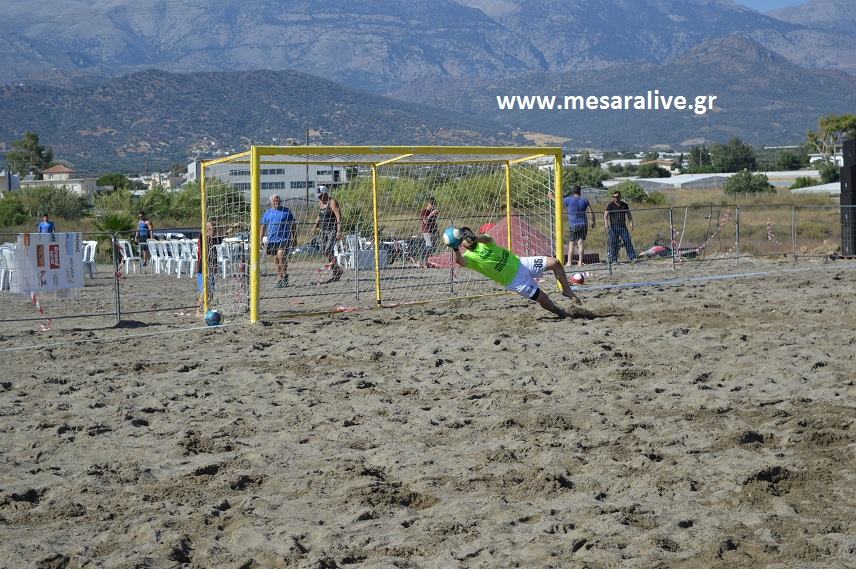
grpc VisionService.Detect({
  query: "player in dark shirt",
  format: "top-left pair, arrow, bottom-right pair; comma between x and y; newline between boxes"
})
604,191 -> 637,263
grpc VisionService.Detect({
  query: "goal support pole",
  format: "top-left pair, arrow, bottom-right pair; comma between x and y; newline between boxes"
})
200,164 -> 209,312
371,165 -> 382,306
554,152 -> 565,267
505,162 -> 513,249
250,146 -> 261,323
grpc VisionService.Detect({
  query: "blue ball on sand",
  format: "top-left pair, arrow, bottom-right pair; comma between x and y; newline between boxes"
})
204,309 -> 223,326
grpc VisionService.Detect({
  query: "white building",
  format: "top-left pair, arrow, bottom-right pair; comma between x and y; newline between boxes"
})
790,182 -> 840,196
601,159 -> 642,170
130,172 -> 186,192
19,165 -> 97,196
809,154 -> 843,167
199,161 -> 350,202
759,170 -> 821,189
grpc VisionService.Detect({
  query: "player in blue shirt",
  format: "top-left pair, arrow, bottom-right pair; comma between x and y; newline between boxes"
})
135,211 -> 154,267
562,185 -> 596,267
38,213 -> 55,233
261,194 -> 296,288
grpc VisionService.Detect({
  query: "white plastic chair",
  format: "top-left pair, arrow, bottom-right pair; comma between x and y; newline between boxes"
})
0,245 -> 13,291
214,243 -> 233,277
163,240 -> 183,275
82,240 -> 97,278
174,240 -> 197,278
117,240 -> 141,274
146,239 -> 165,274
334,240 -> 353,269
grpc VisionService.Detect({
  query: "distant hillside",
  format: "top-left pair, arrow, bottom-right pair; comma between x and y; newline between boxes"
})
768,0 -> 856,35
1,0 -> 854,93
0,0 -> 545,91
391,36 -> 856,148
0,69 -> 524,174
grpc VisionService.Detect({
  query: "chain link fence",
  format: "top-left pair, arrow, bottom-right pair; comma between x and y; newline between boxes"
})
1,205 -> 853,333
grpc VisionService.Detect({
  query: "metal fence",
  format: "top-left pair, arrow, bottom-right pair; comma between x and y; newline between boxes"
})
0,229 -> 199,333
590,204 -> 850,268
0,206 -> 852,330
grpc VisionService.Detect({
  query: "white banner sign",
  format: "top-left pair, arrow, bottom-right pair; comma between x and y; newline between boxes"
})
12,232 -> 84,294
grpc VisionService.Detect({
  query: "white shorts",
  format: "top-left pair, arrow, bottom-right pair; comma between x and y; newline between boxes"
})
505,256 -> 548,299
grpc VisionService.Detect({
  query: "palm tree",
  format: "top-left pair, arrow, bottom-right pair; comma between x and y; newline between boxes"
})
94,212 -> 135,263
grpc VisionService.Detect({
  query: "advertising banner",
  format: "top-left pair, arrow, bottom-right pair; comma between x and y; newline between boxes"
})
12,232 -> 84,295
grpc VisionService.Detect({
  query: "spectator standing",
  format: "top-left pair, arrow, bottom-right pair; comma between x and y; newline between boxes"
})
419,196 -> 440,267
38,213 -> 55,233
562,185 -> 596,266
604,191 -> 637,263
136,211 -> 154,267
261,194 -> 296,288
312,186 -> 343,282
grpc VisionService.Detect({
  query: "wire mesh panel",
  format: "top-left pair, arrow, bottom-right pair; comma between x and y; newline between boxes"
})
203,158 -> 251,318
112,228 -> 200,319
371,160 -> 543,304
794,205 -> 846,258
735,204 -> 794,257
202,146 -> 563,320
671,205 -> 738,261
0,230 -> 117,331
258,165 -> 375,313
622,207 -> 673,265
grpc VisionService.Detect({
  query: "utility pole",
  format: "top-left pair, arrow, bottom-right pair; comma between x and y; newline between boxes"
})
305,127 -> 310,207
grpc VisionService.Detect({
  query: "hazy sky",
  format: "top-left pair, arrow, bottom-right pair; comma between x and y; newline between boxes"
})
734,0 -> 805,12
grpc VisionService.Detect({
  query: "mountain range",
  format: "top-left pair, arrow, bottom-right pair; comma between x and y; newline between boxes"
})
0,69 -> 524,173
2,0 -> 855,91
391,35 -> 856,148
0,0 -> 854,171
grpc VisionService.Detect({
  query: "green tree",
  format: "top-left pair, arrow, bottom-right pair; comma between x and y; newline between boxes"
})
611,181 -> 666,205
94,212 -> 135,248
15,186 -> 88,219
775,148 -> 808,170
807,113 -> 856,162
643,151 -> 659,161
688,145 -> 710,169
723,170 -> 774,195
96,173 -> 132,192
0,194 -> 28,227
172,182 -> 202,221
818,161 -> 840,184
93,188 -> 134,217
607,164 -> 638,175
789,177 -> 820,190
5,132 -> 54,179
710,138 -> 756,172
169,163 -> 186,177
576,151 -> 600,168
638,163 -> 671,178
566,166 -> 610,188
138,185 -> 174,220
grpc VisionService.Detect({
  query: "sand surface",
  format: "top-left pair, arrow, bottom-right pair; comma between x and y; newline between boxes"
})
1,260 -> 855,568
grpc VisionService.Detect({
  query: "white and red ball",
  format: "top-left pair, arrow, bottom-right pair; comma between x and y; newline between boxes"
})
571,272 -> 585,285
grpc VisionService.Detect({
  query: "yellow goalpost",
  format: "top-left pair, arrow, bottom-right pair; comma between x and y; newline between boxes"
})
201,146 -> 564,322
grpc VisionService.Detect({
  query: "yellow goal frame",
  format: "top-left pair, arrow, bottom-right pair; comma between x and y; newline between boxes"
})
201,145 -> 564,323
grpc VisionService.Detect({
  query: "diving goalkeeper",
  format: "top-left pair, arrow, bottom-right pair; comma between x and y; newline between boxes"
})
448,227 -> 581,318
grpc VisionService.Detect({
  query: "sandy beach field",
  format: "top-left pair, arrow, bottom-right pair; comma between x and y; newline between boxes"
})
1,259 -> 855,568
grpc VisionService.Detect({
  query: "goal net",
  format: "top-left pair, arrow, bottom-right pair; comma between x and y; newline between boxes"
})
201,146 -> 562,321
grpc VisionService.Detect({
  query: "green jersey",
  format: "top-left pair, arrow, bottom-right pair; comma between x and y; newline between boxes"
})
462,241 -> 521,286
